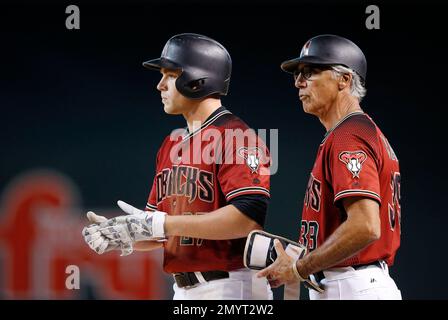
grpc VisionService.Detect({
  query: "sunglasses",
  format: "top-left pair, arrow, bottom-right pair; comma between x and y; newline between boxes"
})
293,65 -> 332,81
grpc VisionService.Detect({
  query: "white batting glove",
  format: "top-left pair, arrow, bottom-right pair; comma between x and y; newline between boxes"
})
98,200 -> 167,250
82,211 -> 133,256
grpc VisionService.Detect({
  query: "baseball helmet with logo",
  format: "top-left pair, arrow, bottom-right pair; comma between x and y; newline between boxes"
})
143,33 -> 232,99
280,34 -> 367,82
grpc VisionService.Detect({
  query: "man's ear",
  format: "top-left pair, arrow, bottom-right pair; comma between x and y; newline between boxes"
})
338,73 -> 352,90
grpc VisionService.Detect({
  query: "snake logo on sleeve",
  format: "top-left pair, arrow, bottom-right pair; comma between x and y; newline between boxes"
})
338,151 -> 367,178
237,147 -> 265,173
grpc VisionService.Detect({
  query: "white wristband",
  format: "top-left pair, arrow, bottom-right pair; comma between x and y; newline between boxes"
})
151,211 -> 167,238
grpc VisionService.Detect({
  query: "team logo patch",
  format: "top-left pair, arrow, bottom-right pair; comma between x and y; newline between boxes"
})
300,40 -> 312,57
338,151 -> 367,178
237,147 -> 263,173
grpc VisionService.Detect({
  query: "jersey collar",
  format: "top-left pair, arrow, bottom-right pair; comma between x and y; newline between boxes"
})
182,106 -> 232,141
320,111 -> 365,145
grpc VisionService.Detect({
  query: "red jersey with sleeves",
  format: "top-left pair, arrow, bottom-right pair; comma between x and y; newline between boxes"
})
145,107 -> 270,273
299,112 -> 401,267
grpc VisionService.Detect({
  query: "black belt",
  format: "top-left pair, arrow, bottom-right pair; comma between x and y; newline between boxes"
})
313,261 -> 383,284
173,271 -> 229,288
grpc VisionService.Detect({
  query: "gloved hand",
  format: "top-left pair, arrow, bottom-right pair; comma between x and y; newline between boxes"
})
97,200 -> 167,255
82,211 -> 133,256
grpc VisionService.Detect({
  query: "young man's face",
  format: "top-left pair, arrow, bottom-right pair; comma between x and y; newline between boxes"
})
294,65 -> 339,116
157,68 -> 194,115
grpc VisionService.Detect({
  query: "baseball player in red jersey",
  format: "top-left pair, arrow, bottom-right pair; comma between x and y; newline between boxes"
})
258,35 -> 402,299
82,33 -> 273,300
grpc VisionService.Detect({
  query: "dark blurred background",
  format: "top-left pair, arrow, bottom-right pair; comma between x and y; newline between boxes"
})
0,0 -> 446,299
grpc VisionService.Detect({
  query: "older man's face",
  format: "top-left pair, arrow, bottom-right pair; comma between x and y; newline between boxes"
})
294,65 -> 339,116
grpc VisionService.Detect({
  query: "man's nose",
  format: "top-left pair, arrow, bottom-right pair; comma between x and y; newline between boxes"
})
157,78 -> 166,91
295,75 -> 307,89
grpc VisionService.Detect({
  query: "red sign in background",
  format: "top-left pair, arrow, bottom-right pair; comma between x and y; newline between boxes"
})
0,170 -> 169,299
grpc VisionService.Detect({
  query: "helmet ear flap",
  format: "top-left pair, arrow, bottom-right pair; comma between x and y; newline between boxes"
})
187,78 -> 206,92
176,73 -> 208,98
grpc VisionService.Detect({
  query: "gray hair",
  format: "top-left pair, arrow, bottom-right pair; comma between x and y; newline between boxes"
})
331,65 -> 366,101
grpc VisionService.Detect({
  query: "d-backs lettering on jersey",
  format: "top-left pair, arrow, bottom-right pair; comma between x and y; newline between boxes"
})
299,112 -> 400,267
146,106 -> 270,273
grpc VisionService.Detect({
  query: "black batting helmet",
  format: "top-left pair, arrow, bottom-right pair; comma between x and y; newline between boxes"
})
143,33 -> 232,99
281,34 -> 367,82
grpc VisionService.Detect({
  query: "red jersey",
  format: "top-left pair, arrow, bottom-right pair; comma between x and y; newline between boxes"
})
146,107 -> 270,273
299,111 -> 401,267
